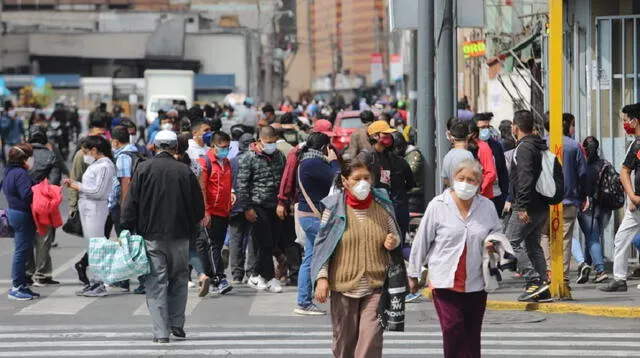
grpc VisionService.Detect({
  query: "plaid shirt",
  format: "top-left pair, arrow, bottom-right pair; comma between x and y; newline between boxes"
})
109,144 -> 137,209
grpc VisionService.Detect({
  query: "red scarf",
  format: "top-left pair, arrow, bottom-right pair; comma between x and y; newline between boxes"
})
346,190 -> 373,209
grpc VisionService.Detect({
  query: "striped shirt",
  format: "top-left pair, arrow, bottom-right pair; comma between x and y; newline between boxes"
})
318,206 -> 399,298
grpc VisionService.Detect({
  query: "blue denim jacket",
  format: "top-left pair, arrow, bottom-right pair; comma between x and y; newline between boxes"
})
310,188 -> 400,284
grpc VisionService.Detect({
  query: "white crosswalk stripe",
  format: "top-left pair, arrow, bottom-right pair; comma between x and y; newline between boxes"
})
0,324 -> 637,357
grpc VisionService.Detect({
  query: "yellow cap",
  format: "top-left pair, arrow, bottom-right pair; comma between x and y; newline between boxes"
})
367,120 -> 397,135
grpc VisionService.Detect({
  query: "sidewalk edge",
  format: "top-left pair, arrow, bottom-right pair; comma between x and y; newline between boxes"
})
421,288 -> 640,318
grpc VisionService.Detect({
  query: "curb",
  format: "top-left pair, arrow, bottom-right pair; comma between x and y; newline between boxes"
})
421,288 -> 640,319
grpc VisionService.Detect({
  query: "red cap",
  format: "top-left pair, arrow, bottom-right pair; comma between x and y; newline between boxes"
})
312,119 -> 336,137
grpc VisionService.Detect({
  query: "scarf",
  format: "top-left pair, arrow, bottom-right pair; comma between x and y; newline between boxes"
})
345,190 -> 373,210
301,148 -> 328,162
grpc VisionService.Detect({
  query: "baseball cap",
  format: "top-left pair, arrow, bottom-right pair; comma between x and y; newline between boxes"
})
154,130 -> 178,148
312,119 -> 336,137
367,120 -> 397,136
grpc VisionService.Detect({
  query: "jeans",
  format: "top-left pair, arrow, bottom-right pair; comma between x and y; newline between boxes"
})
296,216 -> 320,307
7,209 -> 36,288
504,209 -> 548,284
633,233 -> 640,251
577,207 -> 611,274
571,236 -> 585,265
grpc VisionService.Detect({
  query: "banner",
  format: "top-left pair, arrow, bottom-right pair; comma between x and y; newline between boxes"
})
370,53 -> 384,84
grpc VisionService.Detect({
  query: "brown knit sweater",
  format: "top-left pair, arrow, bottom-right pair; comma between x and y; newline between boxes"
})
328,203 -> 390,292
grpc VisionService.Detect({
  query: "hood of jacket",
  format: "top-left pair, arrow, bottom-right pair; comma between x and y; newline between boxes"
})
519,134 -> 548,151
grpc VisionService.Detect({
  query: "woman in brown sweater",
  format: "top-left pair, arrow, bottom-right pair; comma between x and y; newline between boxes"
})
311,158 -> 400,358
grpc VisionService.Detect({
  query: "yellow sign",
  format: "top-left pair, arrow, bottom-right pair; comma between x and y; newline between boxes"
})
463,40 -> 486,58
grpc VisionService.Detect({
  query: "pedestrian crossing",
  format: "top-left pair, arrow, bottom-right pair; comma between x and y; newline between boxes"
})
0,323 -> 637,357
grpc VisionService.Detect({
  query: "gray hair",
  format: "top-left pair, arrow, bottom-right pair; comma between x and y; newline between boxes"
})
453,158 -> 483,183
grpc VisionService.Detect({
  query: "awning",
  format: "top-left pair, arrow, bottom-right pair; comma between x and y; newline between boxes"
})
486,31 -> 541,67
195,74 -> 235,91
42,74 -> 81,88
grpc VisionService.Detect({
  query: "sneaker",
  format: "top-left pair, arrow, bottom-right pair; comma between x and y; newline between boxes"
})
23,286 -> 40,299
171,327 -> 186,340
8,287 -> 33,301
188,281 -> 197,289
266,278 -> 283,293
221,245 -> 230,269
82,284 -> 108,297
517,281 -> 550,302
576,263 -> 591,284
133,285 -> 146,295
75,284 -> 95,296
152,338 -> 170,344
294,303 -> 327,316
231,278 -> 244,285
534,290 -> 553,303
208,285 -> 220,297
405,292 -> 423,303
599,279 -> 628,292
33,277 -> 60,287
217,279 -> 233,295
248,275 -> 268,291
593,272 -> 609,283
111,280 -> 130,293
75,262 -> 90,286
198,276 -> 210,298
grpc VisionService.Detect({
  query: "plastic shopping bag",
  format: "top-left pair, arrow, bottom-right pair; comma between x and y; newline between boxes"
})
88,231 -> 150,284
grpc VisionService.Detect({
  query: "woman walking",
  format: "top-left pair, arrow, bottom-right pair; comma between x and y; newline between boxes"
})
3,143 -> 40,300
311,158 -> 400,358
294,132 -> 340,316
64,136 -> 116,297
408,159 -> 502,358
577,136 -> 611,283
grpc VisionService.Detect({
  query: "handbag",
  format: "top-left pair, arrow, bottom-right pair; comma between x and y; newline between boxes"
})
377,247 -> 408,332
62,209 -> 83,237
88,230 -> 151,284
0,209 -> 14,238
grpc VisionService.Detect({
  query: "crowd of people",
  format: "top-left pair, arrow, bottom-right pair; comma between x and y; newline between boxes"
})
2,94 -> 640,357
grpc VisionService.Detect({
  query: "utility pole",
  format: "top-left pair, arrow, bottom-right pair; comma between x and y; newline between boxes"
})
329,32 -> 337,98
263,22 -> 274,104
435,0 -> 455,194
418,0 -> 435,203
409,30 -> 418,128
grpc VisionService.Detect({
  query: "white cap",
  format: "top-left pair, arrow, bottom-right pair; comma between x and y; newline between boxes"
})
154,130 -> 178,148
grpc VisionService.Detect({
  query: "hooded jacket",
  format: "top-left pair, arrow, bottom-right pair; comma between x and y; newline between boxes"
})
198,151 -> 233,218
509,134 -> 549,213
236,142 -> 286,210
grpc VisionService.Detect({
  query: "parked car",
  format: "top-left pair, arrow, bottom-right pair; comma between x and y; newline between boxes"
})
331,110 -> 362,152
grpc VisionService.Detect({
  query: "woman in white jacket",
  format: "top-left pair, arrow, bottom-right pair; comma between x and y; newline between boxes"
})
407,159 -> 502,358
64,135 -> 116,297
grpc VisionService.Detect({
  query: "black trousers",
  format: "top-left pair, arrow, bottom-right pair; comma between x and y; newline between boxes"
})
196,215 -> 229,283
251,206 -> 281,281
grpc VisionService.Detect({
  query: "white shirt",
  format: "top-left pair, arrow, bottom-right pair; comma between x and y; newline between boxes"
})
408,190 -> 502,292
186,139 -> 208,163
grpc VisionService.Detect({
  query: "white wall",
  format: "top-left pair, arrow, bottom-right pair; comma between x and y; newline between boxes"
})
1,34 -> 30,70
184,33 -> 248,93
29,33 -> 151,59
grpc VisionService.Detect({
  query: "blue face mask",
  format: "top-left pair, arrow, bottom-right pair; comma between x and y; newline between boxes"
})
216,146 -> 230,159
479,128 -> 491,141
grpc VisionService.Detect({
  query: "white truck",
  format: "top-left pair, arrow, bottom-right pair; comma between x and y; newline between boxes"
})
144,69 -> 194,124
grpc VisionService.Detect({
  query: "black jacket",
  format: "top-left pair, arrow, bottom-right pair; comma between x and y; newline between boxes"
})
29,143 -> 68,185
121,152 -> 205,241
488,138 -> 509,197
509,134 -> 548,213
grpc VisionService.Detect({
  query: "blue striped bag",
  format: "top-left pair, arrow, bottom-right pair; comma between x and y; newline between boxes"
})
88,231 -> 150,284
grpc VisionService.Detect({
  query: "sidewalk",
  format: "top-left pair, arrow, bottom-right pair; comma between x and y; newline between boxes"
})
422,274 -> 640,318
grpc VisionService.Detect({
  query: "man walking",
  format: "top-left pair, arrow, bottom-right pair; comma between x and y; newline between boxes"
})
505,110 -> 552,302
601,103 -> 640,292
122,130 -> 205,343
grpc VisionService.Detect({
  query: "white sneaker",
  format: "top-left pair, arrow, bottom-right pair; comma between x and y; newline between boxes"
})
266,278 -> 283,293
248,275 -> 268,291
188,281 -> 196,289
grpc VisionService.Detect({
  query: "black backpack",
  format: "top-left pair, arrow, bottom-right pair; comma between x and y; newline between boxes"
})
596,161 -> 625,210
122,151 -> 147,176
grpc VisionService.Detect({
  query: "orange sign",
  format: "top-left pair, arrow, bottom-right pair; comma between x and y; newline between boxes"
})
463,40 -> 486,59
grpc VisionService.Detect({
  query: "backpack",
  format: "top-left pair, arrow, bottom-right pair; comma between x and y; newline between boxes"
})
122,151 -> 147,176
596,161 -> 625,210
514,146 -> 564,205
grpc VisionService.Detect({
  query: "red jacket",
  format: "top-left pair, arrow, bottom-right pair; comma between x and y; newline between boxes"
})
277,145 -> 301,206
31,179 -> 63,236
198,151 -> 233,218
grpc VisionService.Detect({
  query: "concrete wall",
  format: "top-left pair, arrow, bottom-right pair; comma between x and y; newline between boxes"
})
283,0 -> 312,99
0,34 -> 30,71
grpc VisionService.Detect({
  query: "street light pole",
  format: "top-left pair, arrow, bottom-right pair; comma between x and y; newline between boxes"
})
417,0 -> 435,203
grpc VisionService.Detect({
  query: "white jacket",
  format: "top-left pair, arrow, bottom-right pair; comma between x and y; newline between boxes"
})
483,233 -> 517,292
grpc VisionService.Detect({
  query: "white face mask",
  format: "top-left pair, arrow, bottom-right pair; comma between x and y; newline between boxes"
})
25,157 -> 34,170
161,123 -> 173,131
351,180 -> 371,201
83,155 -> 96,165
262,142 -> 277,155
453,180 -> 478,201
